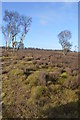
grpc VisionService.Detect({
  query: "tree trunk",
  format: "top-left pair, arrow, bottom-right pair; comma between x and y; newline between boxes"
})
5,41 -> 7,50
14,36 -> 17,49
63,48 -> 67,55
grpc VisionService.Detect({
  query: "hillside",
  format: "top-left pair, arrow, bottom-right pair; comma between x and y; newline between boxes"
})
2,49 -> 80,118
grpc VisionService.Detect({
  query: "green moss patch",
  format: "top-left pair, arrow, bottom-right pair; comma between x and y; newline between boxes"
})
26,71 -> 39,86
60,72 -> 68,78
9,68 -> 24,76
31,86 -> 47,99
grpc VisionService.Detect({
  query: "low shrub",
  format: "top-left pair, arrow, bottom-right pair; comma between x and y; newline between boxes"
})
26,71 -> 39,86
63,76 -> 80,89
38,71 -> 48,86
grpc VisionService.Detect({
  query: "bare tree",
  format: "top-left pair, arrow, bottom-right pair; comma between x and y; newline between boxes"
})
2,10 -> 21,50
4,10 -> 20,46
18,16 -> 32,49
58,30 -> 72,55
2,26 -> 9,49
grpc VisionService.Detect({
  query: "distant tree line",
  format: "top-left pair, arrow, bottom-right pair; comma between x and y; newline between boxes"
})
2,10 -> 32,50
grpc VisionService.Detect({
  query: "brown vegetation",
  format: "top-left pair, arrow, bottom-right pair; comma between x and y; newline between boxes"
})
2,48 -> 80,119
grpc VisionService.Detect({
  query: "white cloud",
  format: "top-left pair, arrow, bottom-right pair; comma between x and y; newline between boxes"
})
37,2 -> 77,26
40,19 -> 48,25
36,8 -> 62,26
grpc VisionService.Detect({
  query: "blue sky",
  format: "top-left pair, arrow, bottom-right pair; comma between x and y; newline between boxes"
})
1,2 -> 78,50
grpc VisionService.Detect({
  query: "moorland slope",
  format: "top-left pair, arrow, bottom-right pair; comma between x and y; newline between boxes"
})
2,49 -> 80,118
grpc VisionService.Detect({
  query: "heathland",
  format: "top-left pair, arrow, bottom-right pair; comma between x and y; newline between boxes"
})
2,48 -> 80,118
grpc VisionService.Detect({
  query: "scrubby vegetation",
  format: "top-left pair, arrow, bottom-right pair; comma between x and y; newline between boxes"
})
2,48 -> 80,118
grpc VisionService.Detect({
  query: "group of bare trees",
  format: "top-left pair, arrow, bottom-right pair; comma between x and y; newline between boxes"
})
2,10 -> 32,50
2,10 -> 73,55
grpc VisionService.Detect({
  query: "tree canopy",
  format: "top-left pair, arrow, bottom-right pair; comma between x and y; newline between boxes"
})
58,30 -> 72,55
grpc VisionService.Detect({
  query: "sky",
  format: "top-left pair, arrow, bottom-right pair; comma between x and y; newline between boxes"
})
1,2 -> 78,51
